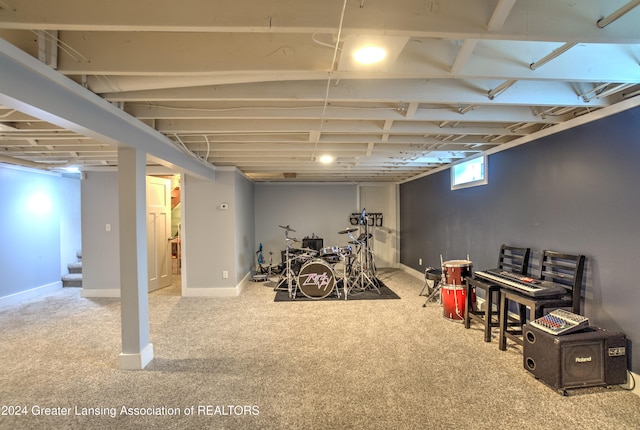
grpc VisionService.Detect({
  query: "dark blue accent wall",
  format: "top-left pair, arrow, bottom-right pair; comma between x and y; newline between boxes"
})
400,106 -> 640,371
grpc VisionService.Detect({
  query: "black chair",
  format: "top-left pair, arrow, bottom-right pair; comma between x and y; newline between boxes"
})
498,250 -> 586,351
464,245 -> 530,342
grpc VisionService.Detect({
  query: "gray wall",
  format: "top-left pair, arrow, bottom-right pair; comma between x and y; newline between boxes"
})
81,169 -> 255,295
0,165 -> 81,299
234,171 -> 256,283
81,171 -> 121,293
400,106 -> 640,372
182,169 -> 255,292
254,183 -> 359,266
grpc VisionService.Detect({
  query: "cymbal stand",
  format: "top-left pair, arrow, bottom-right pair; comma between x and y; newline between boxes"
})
360,216 -> 380,292
346,231 -> 380,296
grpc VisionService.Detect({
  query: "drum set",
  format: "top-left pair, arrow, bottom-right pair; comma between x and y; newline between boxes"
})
422,257 -> 477,321
273,222 -> 380,300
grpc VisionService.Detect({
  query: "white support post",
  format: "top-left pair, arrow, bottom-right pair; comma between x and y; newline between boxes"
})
117,146 -> 153,370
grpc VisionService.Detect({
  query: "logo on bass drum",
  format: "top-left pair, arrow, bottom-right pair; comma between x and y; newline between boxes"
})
300,272 -> 333,291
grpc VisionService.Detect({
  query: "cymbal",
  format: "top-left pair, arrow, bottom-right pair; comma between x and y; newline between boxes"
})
278,224 -> 296,232
338,227 -> 359,234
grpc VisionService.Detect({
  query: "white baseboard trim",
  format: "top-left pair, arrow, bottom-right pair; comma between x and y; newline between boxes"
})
399,263 -> 425,281
81,288 -> 120,298
184,273 -> 250,297
183,286 -> 239,297
119,343 -> 154,370
0,281 -> 62,307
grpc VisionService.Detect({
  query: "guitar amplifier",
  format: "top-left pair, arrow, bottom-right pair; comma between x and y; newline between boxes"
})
523,324 -> 627,393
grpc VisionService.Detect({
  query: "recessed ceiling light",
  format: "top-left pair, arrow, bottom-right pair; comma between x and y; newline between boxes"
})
318,154 -> 334,164
353,46 -> 387,64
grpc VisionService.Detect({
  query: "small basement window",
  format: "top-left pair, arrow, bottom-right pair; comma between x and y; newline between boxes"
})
451,155 -> 488,190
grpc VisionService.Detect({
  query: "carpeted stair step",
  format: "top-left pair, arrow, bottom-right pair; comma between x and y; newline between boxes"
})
68,261 -> 83,274
62,273 -> 82,288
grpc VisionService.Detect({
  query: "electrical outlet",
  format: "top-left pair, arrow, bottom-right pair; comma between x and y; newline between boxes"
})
222,270 -> 229,279
105,224 -> 111,232
419,258 -> 422,266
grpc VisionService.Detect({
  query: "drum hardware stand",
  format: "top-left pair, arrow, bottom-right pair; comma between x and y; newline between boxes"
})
251,243 -> 269,282
345,229 -> 380,296
267,251 -> 274,278
274,225 -> 300,298
422,255 -> 444,307
420,266 -> 443,305
360,209 -> 380,293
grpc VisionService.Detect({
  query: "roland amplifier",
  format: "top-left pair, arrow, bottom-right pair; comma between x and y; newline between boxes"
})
523,324 -> 627,393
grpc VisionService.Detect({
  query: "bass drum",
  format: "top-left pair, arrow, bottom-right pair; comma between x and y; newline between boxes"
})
297,259 -> 337,299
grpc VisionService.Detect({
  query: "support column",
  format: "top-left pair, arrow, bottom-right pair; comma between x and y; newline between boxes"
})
117,146 -> 153,370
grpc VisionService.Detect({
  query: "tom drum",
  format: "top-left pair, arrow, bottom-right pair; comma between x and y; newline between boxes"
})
442,259 -> 473,286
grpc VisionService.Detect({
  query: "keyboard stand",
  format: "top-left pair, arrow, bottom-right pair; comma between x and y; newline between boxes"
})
498,288 -> 570,350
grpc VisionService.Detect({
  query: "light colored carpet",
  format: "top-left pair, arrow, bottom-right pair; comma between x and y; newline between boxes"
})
1,268 -> 639,429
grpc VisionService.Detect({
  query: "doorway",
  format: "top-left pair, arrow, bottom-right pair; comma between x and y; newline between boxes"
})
146,176 -> 172,292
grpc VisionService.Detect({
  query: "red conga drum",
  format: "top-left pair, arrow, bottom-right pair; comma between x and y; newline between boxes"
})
441,259 -> 475,321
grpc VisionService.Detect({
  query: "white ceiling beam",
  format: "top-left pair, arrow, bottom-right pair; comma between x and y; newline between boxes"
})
157,119 -> 524,136
25,35 -> 632,83
125,103 -> 564,124
2,0 -> 639,42
450,39 -> 478,74
107,79 -> 611,108
488,0 -> 517,31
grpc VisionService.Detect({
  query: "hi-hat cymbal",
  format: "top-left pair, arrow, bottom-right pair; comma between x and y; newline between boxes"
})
278,224 -> 296,232
338,227 -> 359,234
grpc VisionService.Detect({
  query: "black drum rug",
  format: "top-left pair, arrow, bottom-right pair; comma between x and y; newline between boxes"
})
272,278 -> 400,302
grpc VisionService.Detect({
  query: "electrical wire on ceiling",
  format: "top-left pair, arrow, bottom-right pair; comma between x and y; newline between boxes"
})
312,33 -> 342,51
172,133 -> 208,163
29,30 -> 88,64
311,0 -> 349,162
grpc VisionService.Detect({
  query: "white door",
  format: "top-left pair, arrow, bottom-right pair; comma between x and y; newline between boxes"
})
146,176 -> 172,292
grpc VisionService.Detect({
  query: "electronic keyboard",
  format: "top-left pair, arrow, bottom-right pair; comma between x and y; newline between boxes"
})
529,309 -> 589,335
474,269 -> 566,298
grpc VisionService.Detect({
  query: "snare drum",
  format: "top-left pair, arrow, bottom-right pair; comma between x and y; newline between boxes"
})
442,259 -> 472,286
320,246 -> 342,264
297,259 -> 337,299
442,284 -> 476,321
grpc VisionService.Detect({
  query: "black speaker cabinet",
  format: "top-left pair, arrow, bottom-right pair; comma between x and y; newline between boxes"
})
523,325 -> 627,394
